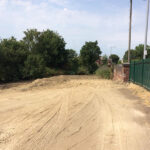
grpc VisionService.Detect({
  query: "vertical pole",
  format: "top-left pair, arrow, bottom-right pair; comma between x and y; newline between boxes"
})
142,60 -> 144,86
144,0 -> 149,59
133,61 -> 135,83
128,0 -> 132,63
129,63 -> 131,81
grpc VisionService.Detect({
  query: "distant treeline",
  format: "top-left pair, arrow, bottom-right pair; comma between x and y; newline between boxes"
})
123,44 -> 150,62
0,29 -> 102,82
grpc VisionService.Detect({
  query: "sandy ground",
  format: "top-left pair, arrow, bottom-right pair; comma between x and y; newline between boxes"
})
0,75 -> 150,150
127,83 -> 150,107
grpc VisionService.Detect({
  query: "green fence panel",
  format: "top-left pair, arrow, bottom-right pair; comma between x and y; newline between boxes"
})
143,59 -> 150,90
130,59 -> 150,90
134,60 -> 143,85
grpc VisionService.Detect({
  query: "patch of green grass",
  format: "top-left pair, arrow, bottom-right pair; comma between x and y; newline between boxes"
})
95,66 -> 112,79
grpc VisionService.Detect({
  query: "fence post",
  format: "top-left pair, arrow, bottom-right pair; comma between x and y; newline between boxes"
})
142,59 -> 144,86
133,61 -> 135,83
129,63 -> 131,82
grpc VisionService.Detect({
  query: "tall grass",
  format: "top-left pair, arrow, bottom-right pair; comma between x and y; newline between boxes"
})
95,66 -> 112,79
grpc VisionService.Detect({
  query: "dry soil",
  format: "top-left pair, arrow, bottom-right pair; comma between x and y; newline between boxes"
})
0,75 -> 150,150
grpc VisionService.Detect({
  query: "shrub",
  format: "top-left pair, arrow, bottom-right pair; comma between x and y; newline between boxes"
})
95,66 -> 112,79
77,66 -> 89,75
45,68 -> 64,76
23,54 -> 46,79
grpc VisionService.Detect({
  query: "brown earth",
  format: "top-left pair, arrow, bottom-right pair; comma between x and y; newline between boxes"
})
0,75 -> 150,150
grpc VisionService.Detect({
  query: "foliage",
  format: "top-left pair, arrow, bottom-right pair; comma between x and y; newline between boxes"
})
0,29 -> 80,82
0,29 -> 68,82
0,29 -> 120,83
23,29 -> 66,68
0,37 -> 28,82
23,54 -> 64,78
102,55 -> 108,65
23,54 -> 46,79
77,66 -> 89,75
23,29 -> 40,52
95,66 -> 112,79
109,54 -> 120,64
118,60 -> 122,64
45,68 -> 65,76
64,49 -> 79,74
123,50 -> 136,62
80,41 -> 102,73
123,44 -> 150,62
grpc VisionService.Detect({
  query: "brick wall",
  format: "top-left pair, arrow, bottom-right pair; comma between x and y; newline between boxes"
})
113,63 -> 130,82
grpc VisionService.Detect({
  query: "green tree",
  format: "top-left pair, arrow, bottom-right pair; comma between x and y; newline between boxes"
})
23,29 -> 40,52
123,49 -> 136,62
102,55 -> 108,65
23,54 -> 46,79
23,29 -> 66,68
109,54 -> 120,64
135,44 -> 144,60
80,41 -> 101,73
65,49 -> 79,74
0,37 -> 28,82
123,44 -> 150,62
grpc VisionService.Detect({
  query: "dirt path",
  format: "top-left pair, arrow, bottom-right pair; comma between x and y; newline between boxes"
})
0,76 -> 150,150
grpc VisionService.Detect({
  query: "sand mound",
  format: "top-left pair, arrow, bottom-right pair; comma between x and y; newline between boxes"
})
20,75 -> 69,91
0,75 -> 123,92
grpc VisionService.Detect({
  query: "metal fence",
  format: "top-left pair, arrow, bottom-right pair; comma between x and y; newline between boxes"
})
130,59 -> 150,90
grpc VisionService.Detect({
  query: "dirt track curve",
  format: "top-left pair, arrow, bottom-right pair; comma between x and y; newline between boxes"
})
0,76 -> 150,150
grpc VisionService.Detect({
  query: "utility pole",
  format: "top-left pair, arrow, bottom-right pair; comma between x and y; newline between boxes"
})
144,0 -> 149,59
128,0 -> 132,63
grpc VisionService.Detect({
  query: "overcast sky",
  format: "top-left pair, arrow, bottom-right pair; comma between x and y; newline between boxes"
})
0,0 -> 149,58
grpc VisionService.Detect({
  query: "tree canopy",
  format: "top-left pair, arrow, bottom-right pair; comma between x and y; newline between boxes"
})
23,29 -> 66,68
0,37 -> 28,81
109,54 -> 120,64
64,49 -> 79,74
80,41 -> 102,73
123,44 -> 150,62
0,29 -> 122,82
0,29 -> 68,82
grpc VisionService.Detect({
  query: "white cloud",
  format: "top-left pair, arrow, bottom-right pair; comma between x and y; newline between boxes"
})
0,0 -> 148,58
0,0 -> 7,6
48,0 -> 68,6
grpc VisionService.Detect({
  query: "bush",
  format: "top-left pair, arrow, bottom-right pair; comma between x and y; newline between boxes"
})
95,66 -> 112,79
64,49 -> 79,75
77,66 -> 89,75
23,54 -> 46,79
45,68 -> 64,76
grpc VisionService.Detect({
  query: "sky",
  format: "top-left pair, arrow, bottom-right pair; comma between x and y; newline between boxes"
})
0,0 -> 149,58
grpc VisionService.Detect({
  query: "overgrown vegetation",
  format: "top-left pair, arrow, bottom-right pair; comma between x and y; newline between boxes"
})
95,66 -> 112,79
0,29 -> 102,82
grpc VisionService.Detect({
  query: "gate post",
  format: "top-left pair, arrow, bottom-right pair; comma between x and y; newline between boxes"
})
123,63 -> 130,82
133,61 -> 135,83
142,59 -> 144,86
